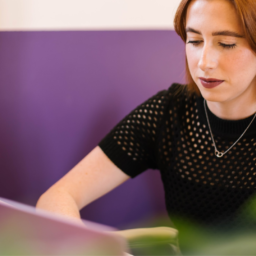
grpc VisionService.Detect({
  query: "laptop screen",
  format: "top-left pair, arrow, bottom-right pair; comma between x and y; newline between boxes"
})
0,197 -> 129,255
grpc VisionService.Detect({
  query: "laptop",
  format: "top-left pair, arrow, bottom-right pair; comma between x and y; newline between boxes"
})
0,197 -> 131,255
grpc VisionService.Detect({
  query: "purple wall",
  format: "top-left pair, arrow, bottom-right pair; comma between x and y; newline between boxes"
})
0,30 -> 185,228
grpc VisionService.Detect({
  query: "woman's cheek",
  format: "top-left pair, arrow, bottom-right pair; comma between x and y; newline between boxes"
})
228,48 -> 254,74
186,49 -> 198,79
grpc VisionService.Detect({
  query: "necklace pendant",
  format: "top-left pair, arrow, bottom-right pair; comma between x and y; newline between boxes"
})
215,150 -> 224,158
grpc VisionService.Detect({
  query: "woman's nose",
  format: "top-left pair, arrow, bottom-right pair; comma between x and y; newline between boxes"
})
198,45 -> 218,71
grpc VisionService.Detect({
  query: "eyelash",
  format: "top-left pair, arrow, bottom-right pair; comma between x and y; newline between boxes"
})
187,40 -> 237,49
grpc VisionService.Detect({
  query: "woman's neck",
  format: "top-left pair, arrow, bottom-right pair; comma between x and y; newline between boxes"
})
206,95 -> 256,121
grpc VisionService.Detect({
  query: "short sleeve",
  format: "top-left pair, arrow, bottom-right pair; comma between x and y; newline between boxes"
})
98,87 -> 173,178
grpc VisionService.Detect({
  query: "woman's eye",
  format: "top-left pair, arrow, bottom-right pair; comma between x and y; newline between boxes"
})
187,41 -> 237,49
187,40 -> 201,46
219,43 -> 237,49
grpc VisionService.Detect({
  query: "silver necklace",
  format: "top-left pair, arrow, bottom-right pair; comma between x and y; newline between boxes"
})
204,99 -> 256,158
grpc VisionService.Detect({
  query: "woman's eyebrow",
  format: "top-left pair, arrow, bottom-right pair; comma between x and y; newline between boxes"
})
185,27 -> 245,38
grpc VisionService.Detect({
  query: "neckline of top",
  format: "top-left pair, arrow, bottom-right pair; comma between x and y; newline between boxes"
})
196,96 -> 256,138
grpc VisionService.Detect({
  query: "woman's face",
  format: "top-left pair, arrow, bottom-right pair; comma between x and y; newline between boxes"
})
186,0 -> 256,107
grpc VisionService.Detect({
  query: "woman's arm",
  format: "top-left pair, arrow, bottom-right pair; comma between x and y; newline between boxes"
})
36,146 -> 130,219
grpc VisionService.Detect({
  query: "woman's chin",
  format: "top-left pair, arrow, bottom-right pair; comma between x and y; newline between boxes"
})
200,90 -> 227,103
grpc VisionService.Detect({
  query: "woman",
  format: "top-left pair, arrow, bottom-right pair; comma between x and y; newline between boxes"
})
36,0 -> 256,231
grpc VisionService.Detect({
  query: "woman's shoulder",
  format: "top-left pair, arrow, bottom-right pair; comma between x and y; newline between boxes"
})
134,83 -> 189,115
154,83 -> 200,124
166,83 -> 194,99
155,83 -> 196,109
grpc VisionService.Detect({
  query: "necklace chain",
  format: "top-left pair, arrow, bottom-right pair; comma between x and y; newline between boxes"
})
203,99 -> 256,158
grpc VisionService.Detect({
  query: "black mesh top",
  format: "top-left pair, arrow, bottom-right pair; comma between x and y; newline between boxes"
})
99,83 -> 256,231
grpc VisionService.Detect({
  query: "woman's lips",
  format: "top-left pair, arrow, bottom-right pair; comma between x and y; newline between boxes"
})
199,78 -> 224,89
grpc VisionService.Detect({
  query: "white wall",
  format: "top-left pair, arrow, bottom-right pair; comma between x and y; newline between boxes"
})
0,0 -> 182,31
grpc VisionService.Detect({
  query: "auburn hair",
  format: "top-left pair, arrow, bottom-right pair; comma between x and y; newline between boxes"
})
174,0 -> 256,96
